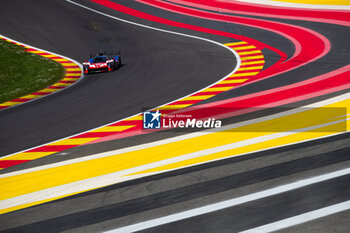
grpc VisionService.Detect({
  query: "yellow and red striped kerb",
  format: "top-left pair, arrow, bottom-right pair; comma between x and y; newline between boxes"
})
0,36 -> 82,111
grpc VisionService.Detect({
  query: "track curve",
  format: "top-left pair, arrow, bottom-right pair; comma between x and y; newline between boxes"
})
0,0 -> 235,156
0,0 -> 349,232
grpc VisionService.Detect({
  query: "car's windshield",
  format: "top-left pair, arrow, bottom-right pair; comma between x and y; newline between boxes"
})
94,56 -> 107,63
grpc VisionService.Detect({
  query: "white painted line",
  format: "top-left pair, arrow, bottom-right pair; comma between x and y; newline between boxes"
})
1,92 -> 348,178
240,200 -> 350,233
0,117 -> 347,211
232,0 -> 350,10
0,34 -> 84,112
105,167 -> 350,233
0,0 -> 240,160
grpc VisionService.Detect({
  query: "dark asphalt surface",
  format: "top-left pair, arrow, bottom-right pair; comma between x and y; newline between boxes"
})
1,133 -> 349,232
0,0 -> 349,232
0,0 -> 235,156
146,175 -> 350,233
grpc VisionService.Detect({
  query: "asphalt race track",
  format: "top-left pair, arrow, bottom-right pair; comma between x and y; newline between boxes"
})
0,0 -> 349,232
0,0 -> 235,155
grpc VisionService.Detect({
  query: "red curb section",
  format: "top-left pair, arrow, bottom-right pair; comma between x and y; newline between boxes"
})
0,160 -> 31,169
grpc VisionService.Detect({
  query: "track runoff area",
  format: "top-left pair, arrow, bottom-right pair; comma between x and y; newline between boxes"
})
0,0 -> 349,232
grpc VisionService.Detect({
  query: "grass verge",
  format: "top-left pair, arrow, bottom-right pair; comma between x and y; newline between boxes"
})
0,39 -> 65,103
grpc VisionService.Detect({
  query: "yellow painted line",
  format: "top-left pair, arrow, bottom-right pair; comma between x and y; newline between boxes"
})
201,86 -> 234,92
0,102 -> 23,107
238,66 -> 263,71
225,41 -> 247,46
232,45 -> 256,50
237,50 -> 262,56
273,0 -> 350,5
49,138 -> 100,146
230,72 -> 259,77
218,79 -> 248,84
19,94 -> 42,99
91,125 -> 135,132
42,54 -> 58,58
62,77 -> 79,81
0,100 -> 347,203
0,152 -> 53,160
124,115 -> 143,121
52,58 -> 70,62
241,60 -> 265,66
158,104 -> 193,110
65,73 -> 82,76
241,55 -> 264,61
180,95 -> 215,101
65,68 -> 81,72
129,122 -> 346,176
27,50 -> 46,54
52,83 -> 72,87
61,62 -> 78,67
39,88 -> 61,93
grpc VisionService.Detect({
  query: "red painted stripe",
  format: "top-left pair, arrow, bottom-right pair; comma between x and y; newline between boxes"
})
191,91 -> 224,96
225,76 -> 255,80
168,0 -> 350,26
36,52 -> 51,56
63,66 -> 80,68
71,132 -> 121,138
59,80 -> 75,84
135,0 -> 329,83
28,145 -> 77,152
47,86 -> 65,89
48,56 -> 63,59
114,119 -> 142,123
86,129 -> 146,144
210,83 -> 236,88
65,71 -> 81,74
109,121 -> 142,126
59,61 -> 75,63
213,83 -> 238,88
11,98 -> 33,102
32,92 -> 52,95
0,160 -> 30,168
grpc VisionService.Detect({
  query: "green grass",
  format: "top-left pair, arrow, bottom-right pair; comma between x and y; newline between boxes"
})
0,40 -> 65,103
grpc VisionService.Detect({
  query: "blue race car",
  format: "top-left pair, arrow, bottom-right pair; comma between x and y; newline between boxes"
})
83,51 -> 121,74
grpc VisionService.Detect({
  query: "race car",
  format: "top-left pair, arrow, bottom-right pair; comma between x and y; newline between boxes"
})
82,51 -> 121,74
